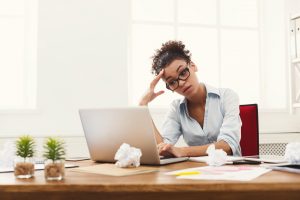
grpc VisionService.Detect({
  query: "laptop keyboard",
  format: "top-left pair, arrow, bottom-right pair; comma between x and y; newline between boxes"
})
159,156 -> 175,160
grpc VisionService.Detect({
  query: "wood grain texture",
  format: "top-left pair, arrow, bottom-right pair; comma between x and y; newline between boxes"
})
1,161 -> 300,200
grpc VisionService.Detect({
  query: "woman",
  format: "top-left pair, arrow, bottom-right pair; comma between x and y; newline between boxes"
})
139,40 -> 242,157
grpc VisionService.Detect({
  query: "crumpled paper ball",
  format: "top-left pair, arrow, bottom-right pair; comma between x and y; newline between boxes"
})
0,140 -> 15,168
206,144 -> 227,166
284,142 -> 300,164
114,143 -> 142,168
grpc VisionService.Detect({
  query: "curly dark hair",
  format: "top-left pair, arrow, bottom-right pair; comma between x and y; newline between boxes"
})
151,40 -> 191,75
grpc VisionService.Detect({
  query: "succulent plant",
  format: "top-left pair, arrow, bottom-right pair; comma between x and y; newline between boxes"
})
16,135 -> 35,159
43,137 -> 66,161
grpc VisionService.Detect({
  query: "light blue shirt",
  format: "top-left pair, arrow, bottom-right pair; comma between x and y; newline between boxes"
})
161,84 -> 242,156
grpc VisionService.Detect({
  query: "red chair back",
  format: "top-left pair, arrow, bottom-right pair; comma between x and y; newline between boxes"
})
239,104 -> 259,156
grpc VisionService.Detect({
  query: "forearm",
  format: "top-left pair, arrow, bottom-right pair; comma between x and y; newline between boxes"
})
181,140 -> 233,157
215,140 -> 233,155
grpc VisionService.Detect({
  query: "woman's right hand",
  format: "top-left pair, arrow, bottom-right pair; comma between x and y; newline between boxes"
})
139,69 -> 165,106
157,142 -> 187,158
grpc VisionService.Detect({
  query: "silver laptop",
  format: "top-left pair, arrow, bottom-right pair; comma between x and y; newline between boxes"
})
79,107 -> 188,165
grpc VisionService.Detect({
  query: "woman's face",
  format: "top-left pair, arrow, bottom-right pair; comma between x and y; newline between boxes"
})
162,59 -> 199,97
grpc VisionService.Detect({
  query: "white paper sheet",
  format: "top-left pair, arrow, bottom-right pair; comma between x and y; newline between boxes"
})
166,165 -> 271,181
189,156 -> 243,163
189,155 -> 286,164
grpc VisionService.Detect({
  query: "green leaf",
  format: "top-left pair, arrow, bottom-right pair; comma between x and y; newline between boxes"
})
43,137 -> 66,161
15,135 -> 35,158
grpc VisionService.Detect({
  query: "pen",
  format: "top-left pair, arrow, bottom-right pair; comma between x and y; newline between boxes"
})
175,171 -> 201,176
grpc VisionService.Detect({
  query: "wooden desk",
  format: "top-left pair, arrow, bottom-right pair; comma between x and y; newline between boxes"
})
1,161 -> 300,200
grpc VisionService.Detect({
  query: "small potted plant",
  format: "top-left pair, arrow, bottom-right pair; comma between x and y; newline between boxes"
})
14,135 -> 35,178
43,137 -> 66,181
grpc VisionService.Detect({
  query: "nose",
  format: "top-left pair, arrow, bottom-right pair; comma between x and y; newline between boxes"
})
178,79 -> 186,87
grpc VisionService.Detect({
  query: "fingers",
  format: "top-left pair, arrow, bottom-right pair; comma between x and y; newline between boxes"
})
162,143 -> 172,151
154,90 -> 164,98
150,69 -> 164,89
157,142 -> 165,153
140,69 -> 165,106
157,143 -> 173,156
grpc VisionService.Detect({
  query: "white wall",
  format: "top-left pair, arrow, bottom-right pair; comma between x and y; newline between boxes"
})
0,0 -> 130,138
288,0 -> 300,15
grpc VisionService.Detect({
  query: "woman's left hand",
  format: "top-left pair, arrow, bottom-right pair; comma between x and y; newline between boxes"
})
157,143 -> 187,157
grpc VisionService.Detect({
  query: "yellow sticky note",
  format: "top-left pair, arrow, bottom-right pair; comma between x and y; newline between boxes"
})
175,171 -> 201,176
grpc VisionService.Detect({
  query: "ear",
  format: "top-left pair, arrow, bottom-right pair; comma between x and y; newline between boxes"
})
190,61 -> 198,72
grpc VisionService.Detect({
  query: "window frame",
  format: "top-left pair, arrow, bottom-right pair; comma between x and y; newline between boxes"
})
128,0 -> 299,133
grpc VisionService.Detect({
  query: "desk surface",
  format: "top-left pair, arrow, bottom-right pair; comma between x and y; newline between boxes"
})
1,160 -> 300,200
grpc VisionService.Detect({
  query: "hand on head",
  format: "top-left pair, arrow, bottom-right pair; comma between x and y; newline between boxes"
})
139,69 -> 165,106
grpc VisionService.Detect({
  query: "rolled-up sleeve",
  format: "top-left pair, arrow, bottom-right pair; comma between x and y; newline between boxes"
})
217,89 -> 242,156
161,100 -> 182,145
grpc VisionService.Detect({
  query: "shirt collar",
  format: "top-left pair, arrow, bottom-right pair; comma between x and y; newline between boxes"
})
205,84 -> 220,97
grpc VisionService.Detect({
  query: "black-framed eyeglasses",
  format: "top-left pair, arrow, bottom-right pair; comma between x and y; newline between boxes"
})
166,67 -> 190,91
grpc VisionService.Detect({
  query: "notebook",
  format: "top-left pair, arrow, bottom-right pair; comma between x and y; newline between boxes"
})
189,155 -> 286,164
79,107 -> 188,165
266,164 -> 300,174
242,155 -> 286,164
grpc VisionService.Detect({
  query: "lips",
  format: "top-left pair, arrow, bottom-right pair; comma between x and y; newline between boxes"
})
183,85 -> 192,93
